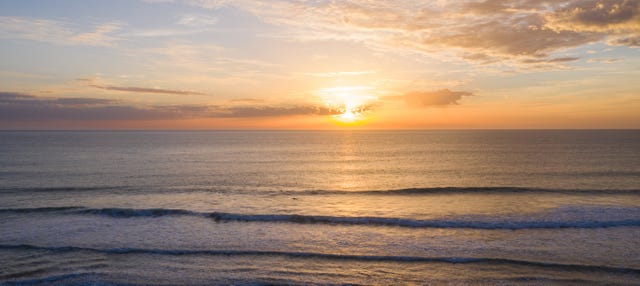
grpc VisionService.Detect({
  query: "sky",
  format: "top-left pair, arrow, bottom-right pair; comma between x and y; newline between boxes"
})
0,0 -> 639,129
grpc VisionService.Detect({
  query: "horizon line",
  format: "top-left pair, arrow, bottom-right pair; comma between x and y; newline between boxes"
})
1,128 -> 638,132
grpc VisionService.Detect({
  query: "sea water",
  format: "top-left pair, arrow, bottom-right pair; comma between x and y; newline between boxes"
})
0,130 -> 639,285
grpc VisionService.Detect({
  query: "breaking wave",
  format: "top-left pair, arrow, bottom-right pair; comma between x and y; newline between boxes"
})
2,206 -> 639,230
1,244 -> 638,275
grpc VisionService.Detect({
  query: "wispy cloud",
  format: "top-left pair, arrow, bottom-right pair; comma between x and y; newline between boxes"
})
386,89 -> 474,107
52,97 -> 119,105
521,57 -> 581,64
229,98 -> 266,103
587,58 -> 621,63
68,22 -> 124,46
304,70 -> 376,78
0,92 -> 116,106
176,14 -> 218,27
89,84 -> 205,96
208,105 -> 340,118
0,16 -> 122,46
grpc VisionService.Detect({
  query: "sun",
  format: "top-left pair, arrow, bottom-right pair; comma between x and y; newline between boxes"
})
319,86 -> 376,124
338,109 -> 358,122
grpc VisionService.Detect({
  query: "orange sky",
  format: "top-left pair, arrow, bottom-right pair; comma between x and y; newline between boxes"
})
1,0 -> 639,129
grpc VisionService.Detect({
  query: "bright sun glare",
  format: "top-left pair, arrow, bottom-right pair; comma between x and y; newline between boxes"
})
319,86 -> 376,124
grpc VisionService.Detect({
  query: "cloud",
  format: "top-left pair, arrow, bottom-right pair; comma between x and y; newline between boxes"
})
229,98 -> 266,103
183,0 -> 228,10
546,0 -> 640,33
51,97 -> 117,106
0,92 -> 116,106
521,57 -> 580,64
68,22 -> 124,46
281,1 -> 592,61
392,89 -> 474,107
428,16 -> 599,59
89,84 -> 205,96
0,17 -> 122,46
177,14 -> 218,27
587,58 -> 621,63
545,0 -> 640,49
608,35 -> 640,46
0,92 -> 174,121
52,97 -> 118,105
461,0 -> 522,15
167,0 -> 639,67
304,70 -> 376,78
209,105 -> 340,118
0,91 -> 339,122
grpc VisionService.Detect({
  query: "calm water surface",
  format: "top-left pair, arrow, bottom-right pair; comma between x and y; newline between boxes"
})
0,130 -> 639,285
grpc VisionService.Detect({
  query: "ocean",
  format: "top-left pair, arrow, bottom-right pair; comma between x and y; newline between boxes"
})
0,130 -> 639,285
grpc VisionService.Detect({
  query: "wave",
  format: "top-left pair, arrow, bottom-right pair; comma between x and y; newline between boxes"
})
76,207 -> 195,217
352,186 -> 640,195
2,185 -> 639,196
207,212 -> 640,229
1,272 -> 103,285
0,206 -> 82,213
0,186 -> 129,193
1,244 -> 638,275
2,206 -> 640,230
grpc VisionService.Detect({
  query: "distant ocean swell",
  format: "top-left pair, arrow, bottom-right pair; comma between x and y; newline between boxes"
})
2,206 -> 640,230
2,186 -> 640,195
1,272 -> 104,286
1,244 -> 639,275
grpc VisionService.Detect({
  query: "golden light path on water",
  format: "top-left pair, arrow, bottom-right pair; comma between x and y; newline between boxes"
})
319,86 -> 377,124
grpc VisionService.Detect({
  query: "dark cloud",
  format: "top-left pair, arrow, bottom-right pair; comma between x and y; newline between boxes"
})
0,92 -> 118,106
53,97 -> 118,105
0,91 -> 339,122
208,105 -> 341,118
548,0 -> 640,31
229,98 -> 267,103
391,89 -> 474,107
0,92 -> 176,121
521,57 -> 580,64
90,84 -> 205,96
545,0 -> 640,49
609,35 -> 640,46
0,91 -> 37,101
430,16 -> 600,59
155,105 -> 212,114
0,102 -> 174,121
